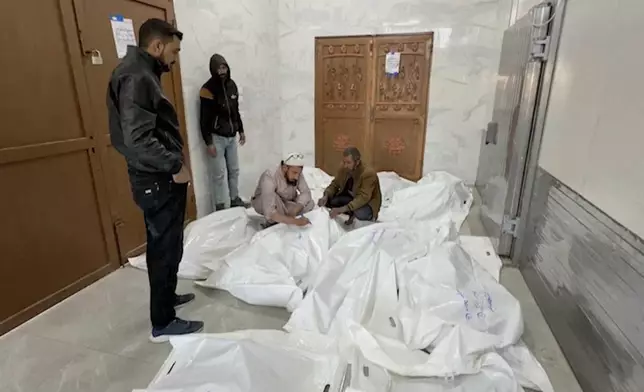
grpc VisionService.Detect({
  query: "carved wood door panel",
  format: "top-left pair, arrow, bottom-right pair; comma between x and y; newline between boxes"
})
315,33 -> 433,180
315,36 -> 374,176
371,34 -> 433,180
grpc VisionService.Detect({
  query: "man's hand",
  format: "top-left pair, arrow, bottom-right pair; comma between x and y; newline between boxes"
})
329,206 -> 349,219
293,217 -> 311,227
318,196 -> 328,208
207,144 -> 217,157
172,165 -> 192,184
239,133 -> 246,146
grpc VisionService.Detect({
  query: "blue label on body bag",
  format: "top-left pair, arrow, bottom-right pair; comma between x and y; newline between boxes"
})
110,15 -> 124,22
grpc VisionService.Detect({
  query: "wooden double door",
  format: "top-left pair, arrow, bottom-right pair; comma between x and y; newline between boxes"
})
0,0 -> 194,334
315,33 -> 434,180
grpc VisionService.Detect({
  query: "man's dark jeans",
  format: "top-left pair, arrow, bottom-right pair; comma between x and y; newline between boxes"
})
132,178 -> 187,328
327,195 -> 373,221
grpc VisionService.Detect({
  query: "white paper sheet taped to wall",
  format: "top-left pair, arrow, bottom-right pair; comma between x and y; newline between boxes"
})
131,169 -> 553,392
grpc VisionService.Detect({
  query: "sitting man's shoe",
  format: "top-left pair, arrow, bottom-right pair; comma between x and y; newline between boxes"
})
230,197 -> 249,208
345,216 -> 356,226
174,293 -> 195,309
150,318 -> 204,343
215,203 -> 226,211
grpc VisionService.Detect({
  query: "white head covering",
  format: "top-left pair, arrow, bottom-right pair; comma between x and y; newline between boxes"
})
283,152 -> 305,167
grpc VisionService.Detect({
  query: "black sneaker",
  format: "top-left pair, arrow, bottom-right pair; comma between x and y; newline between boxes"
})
174,293 -> 195,309
150,318 -> 204,343
230,197 -> 250,208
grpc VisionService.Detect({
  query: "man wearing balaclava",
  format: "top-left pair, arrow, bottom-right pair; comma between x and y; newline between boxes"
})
199,54 -> 247,211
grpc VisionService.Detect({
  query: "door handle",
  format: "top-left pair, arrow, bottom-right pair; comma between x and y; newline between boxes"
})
485,122 -> 498,145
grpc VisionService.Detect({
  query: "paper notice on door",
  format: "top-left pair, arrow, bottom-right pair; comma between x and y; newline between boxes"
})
385,52 -> 401,75
110,15 -> 137,58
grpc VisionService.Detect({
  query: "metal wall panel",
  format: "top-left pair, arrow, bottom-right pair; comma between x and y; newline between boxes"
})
520,168 -> 644,392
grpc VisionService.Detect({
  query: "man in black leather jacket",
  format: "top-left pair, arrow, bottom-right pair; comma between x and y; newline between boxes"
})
107,18 -> 203,343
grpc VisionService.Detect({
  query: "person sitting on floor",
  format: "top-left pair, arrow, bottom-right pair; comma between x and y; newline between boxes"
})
251,152 -> 314,227
318,147 -> 382,225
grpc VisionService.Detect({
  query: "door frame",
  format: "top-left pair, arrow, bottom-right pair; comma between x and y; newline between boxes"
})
314,32 -> 433,178
511,0 -> 568,262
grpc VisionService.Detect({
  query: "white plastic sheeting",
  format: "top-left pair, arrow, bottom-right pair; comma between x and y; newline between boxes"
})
137,330 -> 545,392
129,207 -> 258,280
198,208 -> 346,311
134,169 -> 554,392
127,167 -> 417,280
197,171 -> 473,311
135,330 -> 345,392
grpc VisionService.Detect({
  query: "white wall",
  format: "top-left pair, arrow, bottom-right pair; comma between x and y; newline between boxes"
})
176,0 -> 516,216
175,0 -> 281,216
539,0 -> 644,237
279,0 -> 513,184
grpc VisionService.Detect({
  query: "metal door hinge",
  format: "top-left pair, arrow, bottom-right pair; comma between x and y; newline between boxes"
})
502,216 -> 520,237
531,36 -> 551,61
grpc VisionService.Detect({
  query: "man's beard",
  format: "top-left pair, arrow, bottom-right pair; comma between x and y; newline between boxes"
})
156,58 -> 173,73
286,179 -> 298,186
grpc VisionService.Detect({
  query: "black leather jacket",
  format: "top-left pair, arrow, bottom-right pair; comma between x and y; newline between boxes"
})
107,46 -> 184,183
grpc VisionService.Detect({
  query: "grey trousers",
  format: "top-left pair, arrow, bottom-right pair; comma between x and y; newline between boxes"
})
209,134 -> 240,208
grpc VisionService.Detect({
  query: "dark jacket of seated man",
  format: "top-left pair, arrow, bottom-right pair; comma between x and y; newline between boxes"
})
323,158 -> 382,221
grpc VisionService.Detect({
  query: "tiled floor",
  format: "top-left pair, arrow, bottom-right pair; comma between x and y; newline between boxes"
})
0,204 -> 583,392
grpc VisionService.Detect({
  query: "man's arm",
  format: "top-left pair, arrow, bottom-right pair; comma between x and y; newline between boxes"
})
296,174 -> 314,213
323,176 -> 341,199
232,81 -> 245,135
199,87 -> 215,146
346,171 -> 377,212
119,75 -> 182,174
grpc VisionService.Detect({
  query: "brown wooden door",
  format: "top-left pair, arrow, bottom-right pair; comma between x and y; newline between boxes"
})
315,36 -> 374,175
315,33 -> 433,180
371,34 -> 433,180
75,0 -> 195,260
0,0 -> 119,332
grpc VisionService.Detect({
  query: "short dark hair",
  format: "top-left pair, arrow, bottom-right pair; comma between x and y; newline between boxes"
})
138,18 -> 183,48
343,147 -> 361,161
